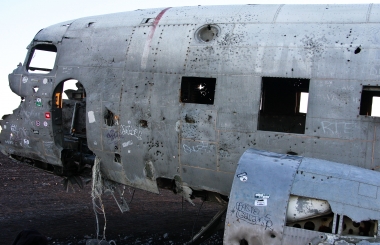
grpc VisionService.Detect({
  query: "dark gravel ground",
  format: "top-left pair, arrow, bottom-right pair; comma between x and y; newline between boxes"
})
0,153 -> 223,244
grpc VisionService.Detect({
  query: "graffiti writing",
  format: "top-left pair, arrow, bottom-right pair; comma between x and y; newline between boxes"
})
321,121 -> 358,135
120,121 -> 142,140
235,202 -> 273,231
9,124 -> 29,147
106,121 -> 143,141
183,141 -> 215,154
122,140 -> 133,148
107,129 -> 121,141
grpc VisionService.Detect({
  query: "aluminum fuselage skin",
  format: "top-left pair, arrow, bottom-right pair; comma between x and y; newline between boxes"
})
2,5 -> 380,244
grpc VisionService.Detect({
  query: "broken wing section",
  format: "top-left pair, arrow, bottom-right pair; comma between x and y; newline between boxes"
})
225,149 -> 380,245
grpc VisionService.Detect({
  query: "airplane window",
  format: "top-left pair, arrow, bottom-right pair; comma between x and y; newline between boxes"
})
27,44 -> 57,74
195,24 -> 220,43
180,76 -> 216,105
360,86 -> 380,117
258,77 -> 310,134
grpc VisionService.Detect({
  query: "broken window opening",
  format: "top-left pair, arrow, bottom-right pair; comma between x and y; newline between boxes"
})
180,77 -> 216,105
258,77 -> 310,134
360,86 -> 380,117
195,24 -> 220,43
239,239 -> 248,245
27,44 -> 57,74
104,108 -> 118,126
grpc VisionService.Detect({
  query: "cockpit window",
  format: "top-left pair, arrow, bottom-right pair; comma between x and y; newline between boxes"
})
27,44 -> 57,74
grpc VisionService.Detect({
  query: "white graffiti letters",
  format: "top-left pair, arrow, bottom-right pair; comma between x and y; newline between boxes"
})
120,121 -> 142,140
321,121 -> 357,135
183,141 -> 214,154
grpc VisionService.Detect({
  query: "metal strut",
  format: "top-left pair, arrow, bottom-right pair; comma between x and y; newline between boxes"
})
186,205 -> 227,245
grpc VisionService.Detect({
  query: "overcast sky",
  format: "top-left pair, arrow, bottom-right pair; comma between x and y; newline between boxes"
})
0,0 -> 376,118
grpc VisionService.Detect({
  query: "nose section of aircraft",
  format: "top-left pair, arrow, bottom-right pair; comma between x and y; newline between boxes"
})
8,65 -> 27,98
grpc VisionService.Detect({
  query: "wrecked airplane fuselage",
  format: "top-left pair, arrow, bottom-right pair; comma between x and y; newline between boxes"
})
2,4 -> 380,244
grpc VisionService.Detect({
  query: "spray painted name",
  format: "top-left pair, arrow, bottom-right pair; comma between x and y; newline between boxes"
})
235,202 -> 273,231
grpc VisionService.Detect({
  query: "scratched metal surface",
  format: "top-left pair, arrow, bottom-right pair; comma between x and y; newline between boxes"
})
2,4 -> 380,195
224,148 -> 301,245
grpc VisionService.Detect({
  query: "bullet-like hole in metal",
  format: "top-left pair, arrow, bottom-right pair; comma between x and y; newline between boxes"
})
240,239 -> 248,245
114,153 -> 121,163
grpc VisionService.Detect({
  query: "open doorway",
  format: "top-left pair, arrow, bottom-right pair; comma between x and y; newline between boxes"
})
52,79 -> 94,182
53,79 -> 87,139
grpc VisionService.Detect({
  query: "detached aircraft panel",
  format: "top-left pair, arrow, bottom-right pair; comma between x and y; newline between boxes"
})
225,149 -> 380,244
